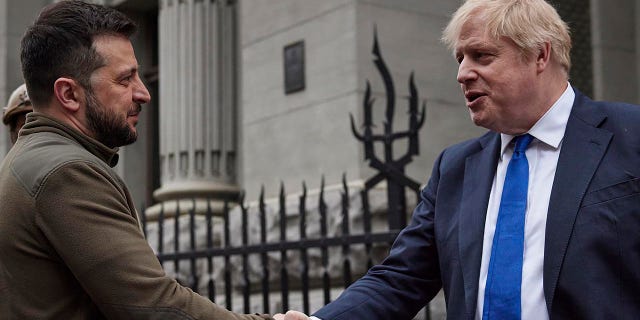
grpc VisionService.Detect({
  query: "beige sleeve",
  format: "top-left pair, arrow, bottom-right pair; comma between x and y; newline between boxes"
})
35,161 -> 271,320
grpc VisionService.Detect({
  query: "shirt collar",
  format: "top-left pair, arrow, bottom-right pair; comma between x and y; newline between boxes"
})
499,83 -> 575,157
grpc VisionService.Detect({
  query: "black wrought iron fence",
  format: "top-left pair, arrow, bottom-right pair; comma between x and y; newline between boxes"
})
140,175 -> 432,319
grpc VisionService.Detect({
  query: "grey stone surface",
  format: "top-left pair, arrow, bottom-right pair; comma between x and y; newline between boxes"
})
240,0 -> 484,200
592,48 -> 638,103
241,2 -> 362,198
356,0 -> 461,18
241,94 -> 362,200
240,0 -> 352,47
590,0 -> 638,103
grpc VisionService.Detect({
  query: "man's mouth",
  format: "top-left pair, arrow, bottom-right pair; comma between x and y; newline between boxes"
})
464,91 -> 485,102
128,104 -> 142,116
465,91 -> 486,104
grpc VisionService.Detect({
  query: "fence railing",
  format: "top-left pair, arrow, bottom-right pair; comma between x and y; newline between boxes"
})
141,175 -> 432,319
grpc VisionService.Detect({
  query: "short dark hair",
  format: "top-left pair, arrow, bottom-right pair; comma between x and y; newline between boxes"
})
20,0 -> 137,107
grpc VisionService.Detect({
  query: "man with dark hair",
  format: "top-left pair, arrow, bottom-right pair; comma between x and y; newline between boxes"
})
0,1 -> 272,319
277,0 -> 640,319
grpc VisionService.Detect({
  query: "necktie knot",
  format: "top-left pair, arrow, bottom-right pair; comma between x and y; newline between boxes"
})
513,134 -> 533,155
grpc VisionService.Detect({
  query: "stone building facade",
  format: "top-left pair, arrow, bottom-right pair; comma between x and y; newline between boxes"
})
1,0 -> 639,318
1,0 -> 639,210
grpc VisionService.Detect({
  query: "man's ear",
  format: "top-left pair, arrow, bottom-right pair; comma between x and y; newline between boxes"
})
53,78 -> 82,112
536,42 -> 552,73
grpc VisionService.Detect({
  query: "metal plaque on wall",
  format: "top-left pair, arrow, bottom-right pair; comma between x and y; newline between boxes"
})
284,40 -> 305,94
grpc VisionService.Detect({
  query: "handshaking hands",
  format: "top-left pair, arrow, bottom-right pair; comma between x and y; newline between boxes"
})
273,310 -> 310,320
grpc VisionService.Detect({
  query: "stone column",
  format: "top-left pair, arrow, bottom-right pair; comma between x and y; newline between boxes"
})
150,0 -> 239,217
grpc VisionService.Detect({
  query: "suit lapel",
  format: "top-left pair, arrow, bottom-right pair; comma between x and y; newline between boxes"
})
459,132 -> 500,319
543,91 -> 612,312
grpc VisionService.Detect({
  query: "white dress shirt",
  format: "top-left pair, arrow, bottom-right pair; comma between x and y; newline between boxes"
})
313,84 -> 574,320
475,84 -> 574,320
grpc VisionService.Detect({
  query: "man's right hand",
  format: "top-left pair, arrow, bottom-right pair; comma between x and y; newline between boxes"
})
272,310 -> 309,320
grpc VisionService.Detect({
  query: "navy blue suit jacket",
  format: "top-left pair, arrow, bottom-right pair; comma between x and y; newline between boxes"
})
314,89 -> 640,319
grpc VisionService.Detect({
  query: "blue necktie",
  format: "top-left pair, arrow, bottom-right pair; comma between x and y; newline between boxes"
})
483,134 -> 533,320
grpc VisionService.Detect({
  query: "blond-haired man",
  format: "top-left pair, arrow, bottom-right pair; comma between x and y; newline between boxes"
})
277,0 -> 640,319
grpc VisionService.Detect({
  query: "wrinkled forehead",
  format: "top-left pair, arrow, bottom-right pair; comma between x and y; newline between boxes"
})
452,14 -> 497,51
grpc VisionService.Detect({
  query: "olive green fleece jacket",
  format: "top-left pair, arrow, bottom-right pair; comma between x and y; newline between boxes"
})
0,113 -> 272,320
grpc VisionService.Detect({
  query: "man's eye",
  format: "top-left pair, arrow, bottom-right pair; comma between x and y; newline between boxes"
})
476,52 -> 492,60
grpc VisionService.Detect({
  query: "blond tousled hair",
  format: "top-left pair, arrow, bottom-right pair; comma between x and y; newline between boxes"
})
442,0 -> 571,74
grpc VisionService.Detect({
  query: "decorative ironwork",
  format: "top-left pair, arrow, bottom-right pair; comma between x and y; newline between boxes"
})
351,28 -> 427,229
144,179 -> 405,313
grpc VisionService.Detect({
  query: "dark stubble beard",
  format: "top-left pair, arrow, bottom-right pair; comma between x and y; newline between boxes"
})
85,89 -> 140,148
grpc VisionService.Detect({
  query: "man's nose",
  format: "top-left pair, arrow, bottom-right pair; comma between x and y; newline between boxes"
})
133,77 -> 151,104
456,59 -> 477,84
